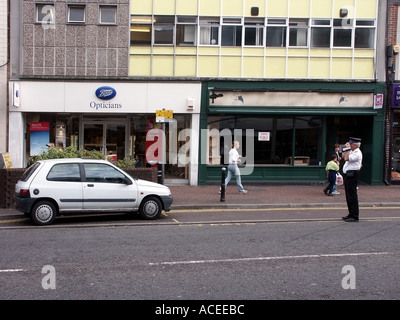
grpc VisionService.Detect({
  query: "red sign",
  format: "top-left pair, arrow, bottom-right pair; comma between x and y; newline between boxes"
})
30,122 -> 50,131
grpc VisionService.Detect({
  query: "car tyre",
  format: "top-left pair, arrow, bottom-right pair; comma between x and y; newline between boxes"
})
31,201 -> 57,226
139,196 -> 162,220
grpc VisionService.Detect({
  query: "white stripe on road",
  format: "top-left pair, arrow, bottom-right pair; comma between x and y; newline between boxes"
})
0,269 -> 24,273
149,251 -> 393,266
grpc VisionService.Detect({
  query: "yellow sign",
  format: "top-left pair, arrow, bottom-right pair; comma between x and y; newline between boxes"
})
156,109 -> 173,119
0,153 -> 13,169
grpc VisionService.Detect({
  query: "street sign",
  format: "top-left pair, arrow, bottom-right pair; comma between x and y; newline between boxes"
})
156,109 -> 173,123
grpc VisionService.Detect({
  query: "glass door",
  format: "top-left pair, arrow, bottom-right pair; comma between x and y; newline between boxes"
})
83,121 -> 126,161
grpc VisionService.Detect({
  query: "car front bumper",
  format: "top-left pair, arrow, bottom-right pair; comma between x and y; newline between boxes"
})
161,195 -> 173,212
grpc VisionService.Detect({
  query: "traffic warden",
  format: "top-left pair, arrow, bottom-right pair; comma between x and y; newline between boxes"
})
342,137 -> 363,222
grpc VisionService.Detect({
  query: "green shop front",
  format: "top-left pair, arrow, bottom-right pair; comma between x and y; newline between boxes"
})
198,81 -> 386,186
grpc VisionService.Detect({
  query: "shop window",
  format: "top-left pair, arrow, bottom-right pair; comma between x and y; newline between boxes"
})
199,17 -> 220,45
289,19 -> 309,47
99,5 -> 117,25
294,117 -> 323,166
266,19 -> 287,47
244,18 -> 264,46
392,110 -> 400,182
68,5 -> 85,23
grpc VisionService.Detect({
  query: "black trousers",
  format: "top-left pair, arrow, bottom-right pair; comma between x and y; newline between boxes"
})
344,171 -> 359,218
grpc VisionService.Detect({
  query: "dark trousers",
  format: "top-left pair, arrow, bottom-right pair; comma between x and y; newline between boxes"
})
344,171 -> 359,218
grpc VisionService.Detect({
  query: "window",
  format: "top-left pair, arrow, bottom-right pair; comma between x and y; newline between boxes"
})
266,19 -> 287,47
68,5 -> 85,23
99,5 -> 117,25
154,15 -> 174,45
289,19 -> 309,47
333,19 -> 353,47
36,3 -> 55,25
199,17 -> 220,45
355,20 -> 375,48
47,164 -> 81,182
221,18 -> 242,46
176,16 -> 197,46
311,19 -> 331,48
130,16 -> 152,45
244,18 -> 264,46
83,163 -> 126,183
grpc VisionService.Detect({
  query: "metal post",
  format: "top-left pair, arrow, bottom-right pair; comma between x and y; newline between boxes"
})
157,162 -> 163,185
220,167 -> 226,202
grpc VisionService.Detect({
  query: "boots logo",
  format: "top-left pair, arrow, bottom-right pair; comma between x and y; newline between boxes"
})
95,86 -> 117,100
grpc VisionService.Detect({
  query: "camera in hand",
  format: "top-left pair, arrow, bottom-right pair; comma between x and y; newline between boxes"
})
342,146 -> 351,152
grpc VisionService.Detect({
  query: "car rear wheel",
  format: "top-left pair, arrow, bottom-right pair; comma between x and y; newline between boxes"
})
31,201 -> 57,226
139,196 -> 162,220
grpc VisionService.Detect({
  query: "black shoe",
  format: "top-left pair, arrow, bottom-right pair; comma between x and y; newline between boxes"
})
323,189 -> 327,195
344,217 -> 359,222
342,216 -> 350,220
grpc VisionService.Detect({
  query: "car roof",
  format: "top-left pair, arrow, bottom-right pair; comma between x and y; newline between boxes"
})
38,158 -> 109,164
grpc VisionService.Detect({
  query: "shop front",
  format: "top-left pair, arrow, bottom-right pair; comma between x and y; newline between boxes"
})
9,81 -> 201,185
391,83 -> 400,183
199,81 -> 386,186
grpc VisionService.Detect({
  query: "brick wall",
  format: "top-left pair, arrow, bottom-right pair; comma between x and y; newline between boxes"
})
0,167 -> 157,208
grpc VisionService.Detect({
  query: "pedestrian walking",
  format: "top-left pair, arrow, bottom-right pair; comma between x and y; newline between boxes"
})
331,143 -> 342,195
323,153 -> 339,196
342,137 -> 363,222
219,141 -> 248,194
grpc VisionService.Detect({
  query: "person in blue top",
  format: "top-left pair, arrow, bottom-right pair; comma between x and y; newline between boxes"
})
323,153 -> 339,196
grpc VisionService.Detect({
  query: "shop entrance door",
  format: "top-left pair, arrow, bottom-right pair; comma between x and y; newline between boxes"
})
83,121 -> 127,161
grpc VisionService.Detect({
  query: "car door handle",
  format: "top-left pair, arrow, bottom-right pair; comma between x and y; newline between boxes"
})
87,184 -> 94,187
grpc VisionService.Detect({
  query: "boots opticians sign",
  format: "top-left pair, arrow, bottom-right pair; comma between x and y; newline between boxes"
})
95,86 -> 117,100
91,86 -> 122,110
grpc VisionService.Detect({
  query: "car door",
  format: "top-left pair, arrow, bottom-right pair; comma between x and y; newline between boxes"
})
45,162 -> 83,211
82,163 -> 137,210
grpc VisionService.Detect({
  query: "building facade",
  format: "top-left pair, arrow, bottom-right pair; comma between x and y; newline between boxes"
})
0,0 -> 8,155
8,0 -> 388,186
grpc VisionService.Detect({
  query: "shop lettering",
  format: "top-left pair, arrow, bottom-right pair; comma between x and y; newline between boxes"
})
90,101 -> 123,110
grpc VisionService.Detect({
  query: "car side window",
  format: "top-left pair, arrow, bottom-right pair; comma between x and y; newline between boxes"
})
47,163 -> 81,182
83,163 -> 127,183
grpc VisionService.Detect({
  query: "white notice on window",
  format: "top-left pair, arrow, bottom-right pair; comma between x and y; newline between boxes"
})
258,132 -> 270,141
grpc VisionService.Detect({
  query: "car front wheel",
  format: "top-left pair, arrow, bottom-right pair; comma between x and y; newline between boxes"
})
139,197 -> 162,220
31,201 -> 57,226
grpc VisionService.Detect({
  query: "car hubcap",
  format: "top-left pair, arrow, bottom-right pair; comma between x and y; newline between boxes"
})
144,201 -> 158,217
36,205 -> 53,222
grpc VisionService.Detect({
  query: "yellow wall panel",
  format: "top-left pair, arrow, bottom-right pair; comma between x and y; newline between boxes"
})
152,56 -> 174,76
198,47 -> 220,55
198,56 -> 219,77
221,57 -> 241,77
243,48 -> 264,56
130,47 -> 152,55
289,0 -> 310,17
266,48 -> 287,56
331,58 -> 352,78
153,0 -> 175,15
199,0 -> 221,16
332,49 -> 353,57
153,47 -> 174,55
220,47 -> 242,55
175,47 -> 197,55
287,48 -> 309,57
333,0 -> 355,18
353,59 -> 374,79
309,58 -> 330,78
243,57 -> 264,78
130,0 -> 152,14
222,0 -> 243,17
244,0 -> 265,17
175,56 -> 197,76
310,49 -> 331,57
356,0 -> 378,18
265,57 -> 286,78
311,0 -> 332,18
287,58 -> 308,78
176,0 -> 198,15
353,49 -> 374,58
268,0 -> 288,17
129,55 -> 151,76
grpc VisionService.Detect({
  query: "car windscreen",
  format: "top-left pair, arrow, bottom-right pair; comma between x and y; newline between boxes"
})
19,162 -> 41,182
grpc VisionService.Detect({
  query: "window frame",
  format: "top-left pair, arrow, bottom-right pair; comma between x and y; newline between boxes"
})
266,19 -> 287,48
244,18 -> 265,47
288,18 -> 309,47
35,3 -> 55,25
199,17 -> 220,46
68,4 -> 86,24
99,5 -> 117,25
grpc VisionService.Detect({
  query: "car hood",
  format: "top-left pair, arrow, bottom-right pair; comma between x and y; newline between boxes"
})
135,179 -> 171,193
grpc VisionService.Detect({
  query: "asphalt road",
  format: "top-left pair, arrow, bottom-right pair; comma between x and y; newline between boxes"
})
1,208 -> 400,307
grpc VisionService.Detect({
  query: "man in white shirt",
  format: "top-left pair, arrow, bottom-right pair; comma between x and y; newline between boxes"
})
342,137 -> 363,222
220,141 -> 248,194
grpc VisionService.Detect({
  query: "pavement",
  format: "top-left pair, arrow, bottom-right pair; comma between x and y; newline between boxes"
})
1,183 -> 400,222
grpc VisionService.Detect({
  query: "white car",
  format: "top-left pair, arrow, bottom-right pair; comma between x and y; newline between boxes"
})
14,158 -> 173,226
